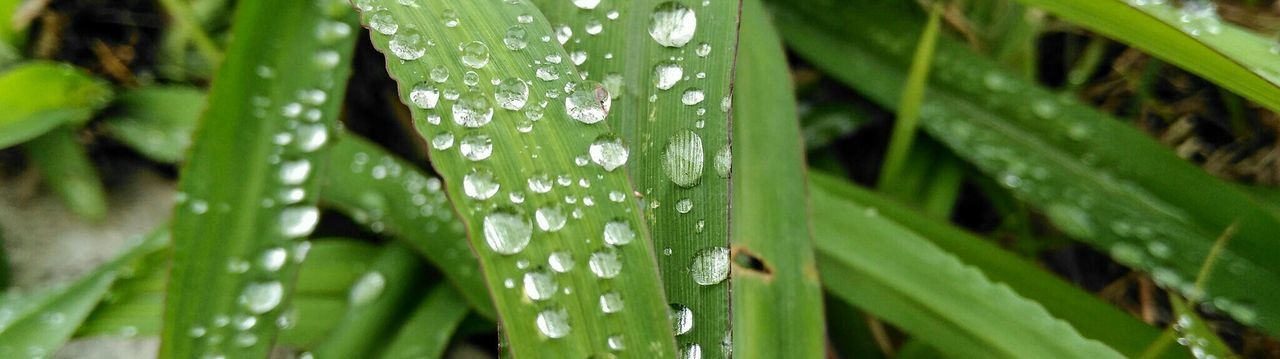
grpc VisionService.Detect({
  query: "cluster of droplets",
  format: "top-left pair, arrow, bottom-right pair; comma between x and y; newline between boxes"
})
1173,314 -> 1219,359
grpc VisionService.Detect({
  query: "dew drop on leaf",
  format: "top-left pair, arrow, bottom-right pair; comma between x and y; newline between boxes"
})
690,246 -> 729,285
669,303 -> 693,335
463,169 -> 500,200
589,136 -> 630,171
459,134 -> 493,161
664,130 -> 704,187
565,81 -> 612,124
535,206 -> 567,232
504,25 -> 528,50
369,10 -> 399,35
607,335 -> 625,351
681,88 -> 705,105
522,270 -> 558,301
431,132 -> 455,150
453,90 -> 494,128
654,61 -> 683,90
388,27 -> 426,60
535,307 -> 571,338
599,291 -> 624,314
649,2 -> 697,47
240,281 -> 284,314
495,77 -> 529,110
460,41 -> 490,68
549,251 -> 575,273
280,206 -> 320,237
349,271 -> 386,305
483,210 -> 532,255
680,343 -> 703,359
589,248 -> 622,279
572,0 -> 601,10
409,83 -> 440,109
603,220 -> 635,246
714,144 -> 731,178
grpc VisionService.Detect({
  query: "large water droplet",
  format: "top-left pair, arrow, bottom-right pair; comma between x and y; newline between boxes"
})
589,136 -> 629,171
690,246 -> 729,285
350,271 -> 386,305
388,27 -> 426,60
654,62 -> 683,90
522,271 -> 558,301
565,81 -> 612,124
589,248 -> 622,279
535,206 -> 567,232
463,169 -> 500,200
280,206 -> 320,237
459,134 -> 493,161
669,303 -> 693,335
483,210 -> 532,255
535,307 -> 571,338
460,41 -> 490,68
453,90 -> 494,127
603,220 -> 635,246
572,0 -> 601,9
241,281 -> 284,314
600,291 -> 624,314
495,78 -> 529,110
549,251 -> 575,273
664,130 -> 704,187
369,10 -> 399,35
649,2 -> 697,47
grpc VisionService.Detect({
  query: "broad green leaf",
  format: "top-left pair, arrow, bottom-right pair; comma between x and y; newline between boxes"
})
312,243 -> 426,358
774,0 -> 1280,337
160,0 -> 359,356
528,0 -> 741,353
728,0 -> 824,357
0,62 -> 112,149
351,1 -> 676,356
0,229 -> 167,358
809,184 -> 1124,359
101,86 -> 206,163
25,126 -> 108,221
1007,0 -> 1280,114
381,285 -> 470,359
811,173 -> 1179,358
1168,296 -> 1235,359
320,135 -> 492,318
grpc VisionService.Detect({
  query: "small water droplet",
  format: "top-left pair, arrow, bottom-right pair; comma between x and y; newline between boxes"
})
240,281 -> 284,314
681,88 -> 705,105
680,343 -> 702,359
589,136 -> 630,171
483,210 -> 532,255
573,0 -> 601,9
504,25 -> 528,50
603,220 -> 636,246
460,134 -> 493,161
463,169 -> 500,200
523,271 -> 558,301
535,206 -> 567,232
369,10 -> 399,35
389,27 -> 427,60
589,248 -> 622,279
664,130 -> 705,187
350,271 -> 386,305
495,77 -> 530,111
549,251 -> 575,273
600,291 -> 625,314
535,307 -> 571,338
460,41 -> 490,68
259,247 -> 287,272
649,2 -> 697,47
607,335 -> 625,351
453,90 -> 494,127
669,303 -> 693,335
410,83 -> 440,109
441,8 -> 459,27
566,81 -> 612,124
528,174 -> 554,193
691,246 -> 729,285
431,132 -> 455,150
280,206 -> 320,237
676,198 -> 693,213
714,144 -> 731,178
654,62 -> 683,90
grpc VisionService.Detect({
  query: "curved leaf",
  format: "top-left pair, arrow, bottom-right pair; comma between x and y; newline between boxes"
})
380,285 -> 470,359
0,62 -> 112,149
101,86 -> 206,163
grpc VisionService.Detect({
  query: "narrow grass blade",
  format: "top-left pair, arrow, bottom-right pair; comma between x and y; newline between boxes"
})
811,172 -> 1178,358
312,243 -> 426,358
0,62 -> 112,149
809,184 -> 1124,359
878,2 -> 941,189
24,126 -> 108,221
160,0 -> 359,356
351,1 -> 676,356
1008,0 -> 1280,114
774,0 -> 1280,338
101,86 -> 205,163
0,229 -> 167,358
321,135 -> 492,318
527,0 -> 741,353
727,0 -> 824,357
1168,295 -> 1235,359
381,285 -> 470,359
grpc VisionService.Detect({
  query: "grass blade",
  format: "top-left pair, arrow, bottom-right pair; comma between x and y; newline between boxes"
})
101,86 -> 205,163
0,62 -> 112,149
0,229 -> 167,358
1008,0 -> 1280,113
878,2 -> 941,189
381,285 -> 470,359
809,184 -> 1124,359
160,0 -> 359,356
24,126 -> 108,221
320,135 -> 493,318
728,0 -> 824,357
528,0 -> 741,353
351,1 -> 676,356
312,243 -> 426,358
774,0 -> 1280,337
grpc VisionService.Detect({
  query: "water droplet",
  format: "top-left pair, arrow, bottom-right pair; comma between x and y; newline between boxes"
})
280,206 -> 320,237
607,335 -> 625,351
463,169 -> 500,200
259,247 -> 287,272
535,307 -> 571,338
589,136 -> 630,171
410,83 -> 440,109
664,130 -> 704,187
389,27 -> 426,60
696,42 -> 711,57
279,160 -> 312,185
676,199 -> 693,213
589,248 -> 622,279
460,41 -> 490,68
573,0 -> 601,9
453,90 -> 494,127
495,77 -> 530,110
504,25 -> 528,50
431,132 -> 455,150
528,174 -> 554,193
535,206 -> 567,232
680,343 -> 702,359
654,62 -> 683,90
681,88 -> 705,105
603,220 -> 636,246
369,10 -> 399,35
714,144 -> 731,178
460,134 -> 493,161
441,8 -> 459,27
566,81 -> 612,124
430,65 -> 450,83
691,246 -> 729,285
549,251 -> 575,273
649,2 -> 697,47
669,303 -> 693,335
240,281 -> 284,314
523,271 -> 558,301
586,20 -> 604,35
350,271 -> 386,305
555,24 -> 573,44
483,210 -> 532,255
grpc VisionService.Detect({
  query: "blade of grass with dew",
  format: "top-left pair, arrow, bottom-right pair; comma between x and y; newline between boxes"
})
527,0 -> 741,354
311,243 -> 426,358
878,2 -> 941,190
320,134 -> 493,318
0,229 -> 167,358
808,184 -> 1124,359
159,0 -> 359,356
350,1 -> 676,356
101,86 -> 205,163
725,0 -> 824,357
25,126 -> 108,221
1006,0 -> 1280,114
774,0 -> 1280,338
380,285 -> 470,359
0,62 -> 112,149
810,172 -> 1179,358
1168,296 -> 1234,359
79,239 -> 381,348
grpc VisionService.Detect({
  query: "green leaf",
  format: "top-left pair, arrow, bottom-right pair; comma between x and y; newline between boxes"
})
351,0 -> 676,356
527,0 -> 741,354
312,243 -> 426,358
0,62 -> 113,149
0,229 -> 167,358
320,134 -> 493,319
1168,295 -> 1235,359
809,183 -> 1124,359
774,0 -> 1280,338
878,2 -> 941,189
24,126 -> 108,221
811,172 -> 1178,358
380,285 -> 470,359
101,86 -> 206,163
1007,0 -> 1280,114
160,0 -> 359,356
728,0 -> 824,357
